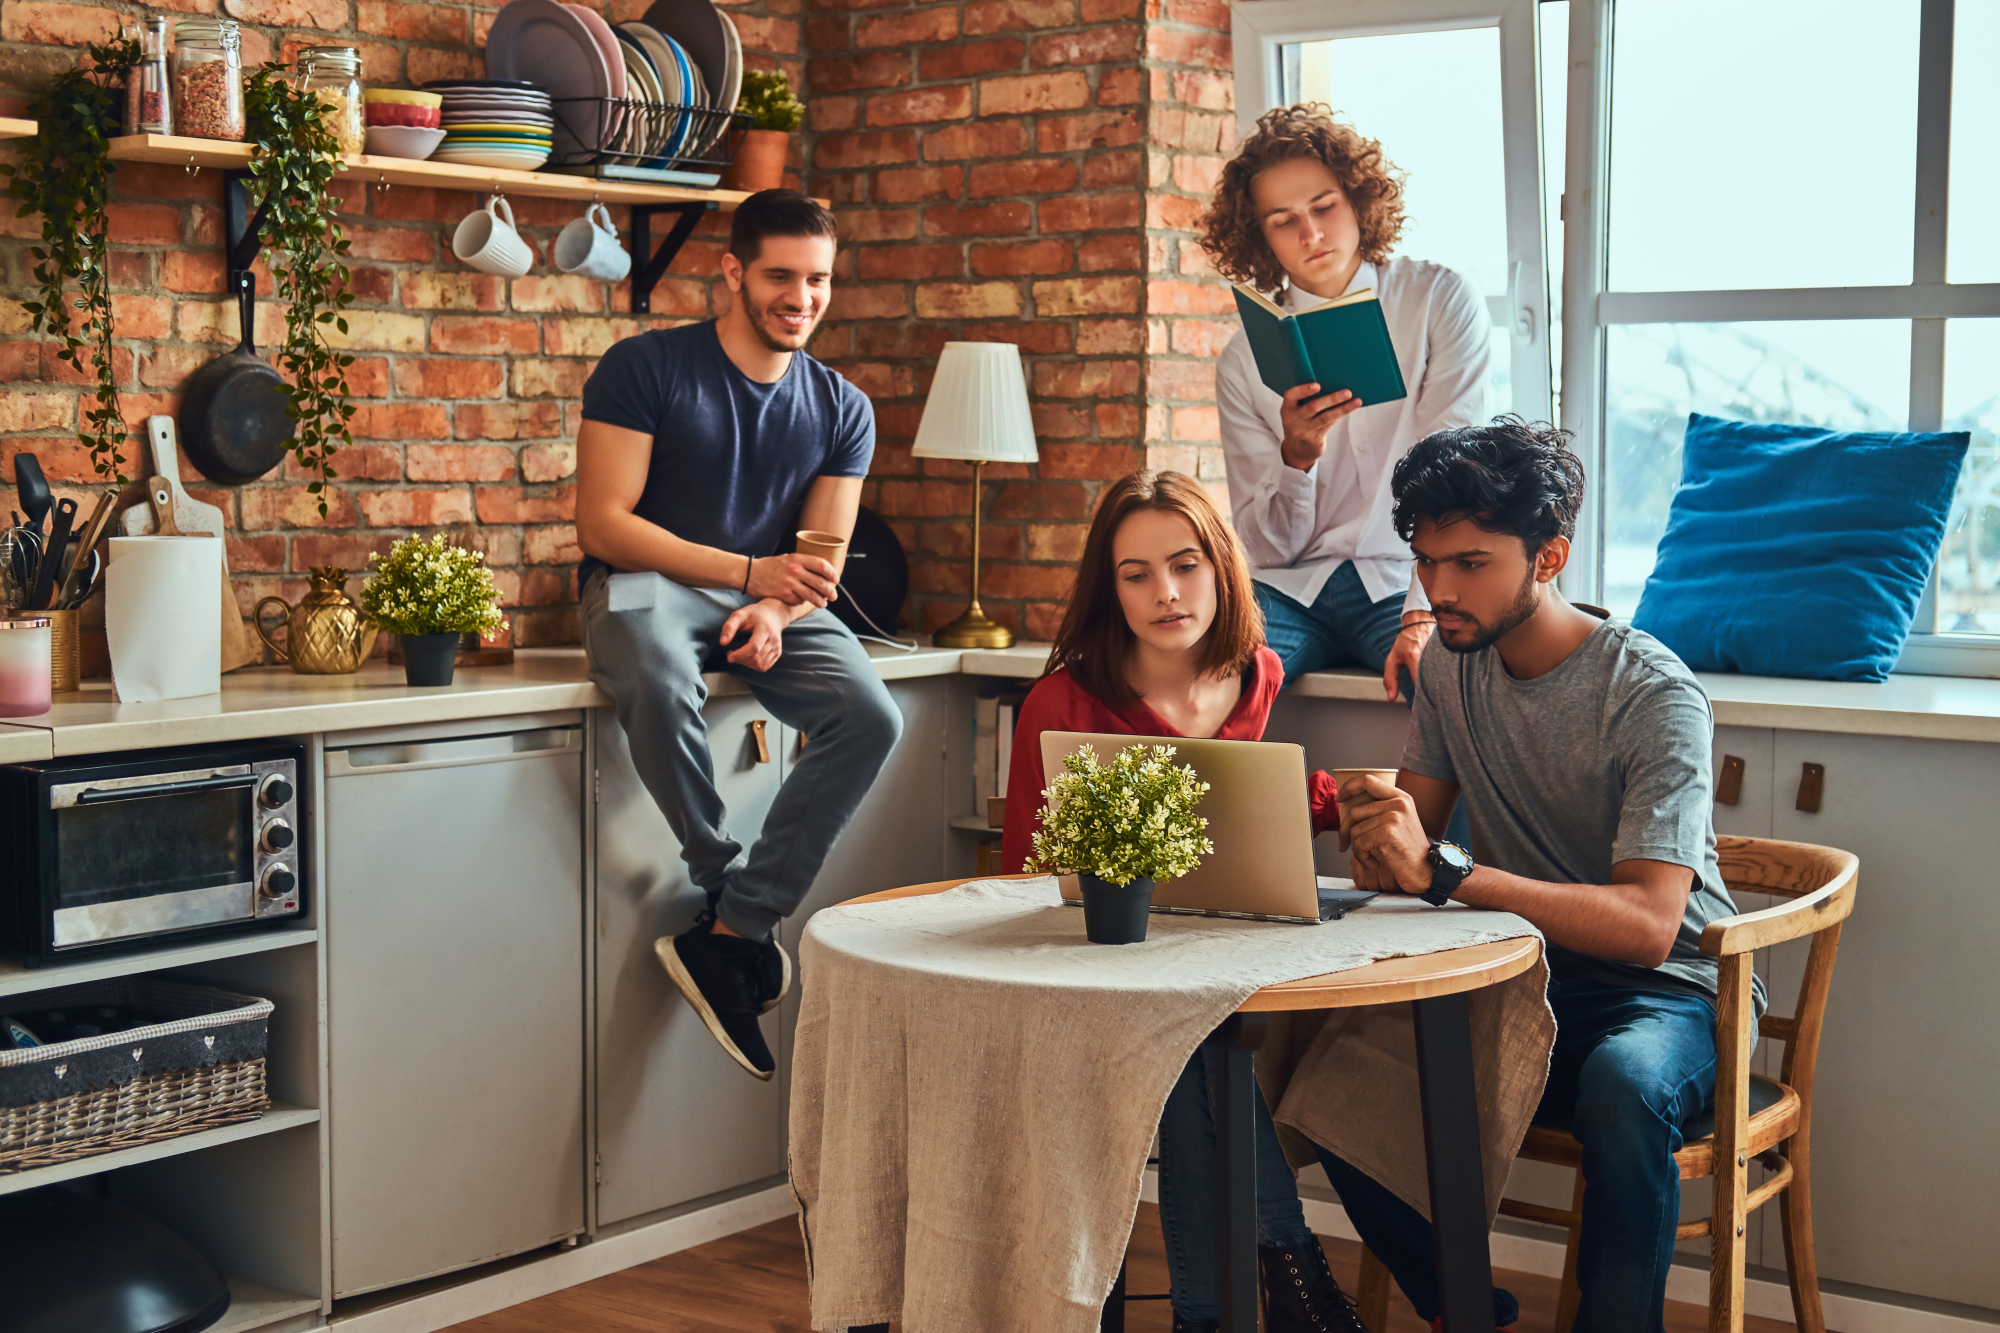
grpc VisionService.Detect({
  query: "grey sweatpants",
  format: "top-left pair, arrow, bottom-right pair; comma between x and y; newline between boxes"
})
581,569 -> 904,940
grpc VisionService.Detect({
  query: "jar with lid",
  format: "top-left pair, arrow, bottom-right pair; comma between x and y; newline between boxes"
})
124,15 -> 172,136
0,615 -> 52,718
297,47 -> 365,157
172,18 -> 244,141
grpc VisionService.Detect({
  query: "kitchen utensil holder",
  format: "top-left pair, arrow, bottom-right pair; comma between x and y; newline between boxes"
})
0,976 -> 273,1174
46,607 -> 79,694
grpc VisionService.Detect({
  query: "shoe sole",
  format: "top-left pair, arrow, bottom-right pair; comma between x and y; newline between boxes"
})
760,941 -> 793,1015
655,936 -> 774,1081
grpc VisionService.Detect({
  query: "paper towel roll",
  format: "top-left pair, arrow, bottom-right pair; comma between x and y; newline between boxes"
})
107,536 -> 222,702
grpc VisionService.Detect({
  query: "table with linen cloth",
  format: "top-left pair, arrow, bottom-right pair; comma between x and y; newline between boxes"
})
788,875 -> 1556,1333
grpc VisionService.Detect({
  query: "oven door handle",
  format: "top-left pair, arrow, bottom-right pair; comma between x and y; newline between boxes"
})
73,773 -> 261,805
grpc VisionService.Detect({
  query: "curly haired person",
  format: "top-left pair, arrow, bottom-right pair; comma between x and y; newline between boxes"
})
1202,105 -> 1495,704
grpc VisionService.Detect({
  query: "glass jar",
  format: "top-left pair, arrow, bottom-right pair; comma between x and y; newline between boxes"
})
297,46 -> 365,157
124,16 -> 172,136
172,18 -> 244,141
0,615 -> 52,718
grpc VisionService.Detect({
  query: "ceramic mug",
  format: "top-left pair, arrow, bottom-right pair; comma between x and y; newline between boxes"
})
554,202 -> 631,283
452,196 -> 533,279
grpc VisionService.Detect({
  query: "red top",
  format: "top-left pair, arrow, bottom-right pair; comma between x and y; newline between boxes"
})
1000,645 -> 1339,874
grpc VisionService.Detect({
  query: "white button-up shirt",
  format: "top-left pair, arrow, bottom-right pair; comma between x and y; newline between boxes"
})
1217,257 -> 1493,613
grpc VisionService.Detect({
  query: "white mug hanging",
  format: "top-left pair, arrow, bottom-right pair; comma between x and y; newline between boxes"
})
452,196 -> 533,279
554,202 -> 632,283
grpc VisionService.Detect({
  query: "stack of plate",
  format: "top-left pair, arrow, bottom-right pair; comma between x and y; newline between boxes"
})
423,79 -> 555,170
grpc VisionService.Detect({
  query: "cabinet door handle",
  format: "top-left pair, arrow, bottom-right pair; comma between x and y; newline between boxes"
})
1795,762 -> 1824,813
750,718 -> 771,764
1715,754 -> 1745,807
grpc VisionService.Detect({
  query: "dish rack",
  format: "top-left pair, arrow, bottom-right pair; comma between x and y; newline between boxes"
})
1,976 -> 274,1174
547,97 -> 750,188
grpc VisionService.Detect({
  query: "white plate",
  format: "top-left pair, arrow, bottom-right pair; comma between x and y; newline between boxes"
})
615,35 -> 663,160
563,3 -> 626,153
485,0 -> 611,163
432,148 -> 552,169
617,21 -> 684,161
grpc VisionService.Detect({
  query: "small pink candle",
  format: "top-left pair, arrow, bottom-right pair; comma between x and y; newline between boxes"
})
0,616 -> 52,717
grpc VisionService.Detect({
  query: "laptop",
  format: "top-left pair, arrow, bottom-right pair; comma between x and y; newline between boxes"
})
1038,731 -> 1379,925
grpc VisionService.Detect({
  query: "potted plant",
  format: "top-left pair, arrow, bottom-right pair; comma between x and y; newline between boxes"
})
1028,743 -> 1213,944
358,535 -> 506,687
724,69 -> 803,194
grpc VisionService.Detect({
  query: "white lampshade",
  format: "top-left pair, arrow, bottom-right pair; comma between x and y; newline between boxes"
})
911,341 -> 1040,464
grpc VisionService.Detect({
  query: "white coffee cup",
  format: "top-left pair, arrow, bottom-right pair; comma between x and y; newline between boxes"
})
452,196 -> 533,279
554,202 -> 631,283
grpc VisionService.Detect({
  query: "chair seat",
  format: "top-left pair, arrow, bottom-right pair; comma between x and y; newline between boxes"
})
1515,1074 -> 1801,1180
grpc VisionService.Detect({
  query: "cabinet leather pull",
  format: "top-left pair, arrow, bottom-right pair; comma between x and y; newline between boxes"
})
1795,762 -> 1824,814
750,719 -> 771,764
1716,755 -> 1744,807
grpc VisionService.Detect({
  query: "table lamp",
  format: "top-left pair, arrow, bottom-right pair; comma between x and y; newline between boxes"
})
912,341 -> 1040,649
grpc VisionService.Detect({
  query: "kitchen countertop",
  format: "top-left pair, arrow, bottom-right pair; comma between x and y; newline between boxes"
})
5,641 -> 2000,756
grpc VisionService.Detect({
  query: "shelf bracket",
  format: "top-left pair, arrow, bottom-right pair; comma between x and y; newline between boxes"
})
223,169 -> 275,302
628,202 -> 712,314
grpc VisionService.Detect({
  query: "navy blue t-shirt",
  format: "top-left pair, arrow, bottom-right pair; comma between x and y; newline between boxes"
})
577,321 -> 874,586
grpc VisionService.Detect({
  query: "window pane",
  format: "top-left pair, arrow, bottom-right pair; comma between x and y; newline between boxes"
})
1540,1 -> 1567,420
1607,0 -> 1920,292
1602,321 -> 1912,615
1939,320 -> 2000,632
1948,1 -> 2000,281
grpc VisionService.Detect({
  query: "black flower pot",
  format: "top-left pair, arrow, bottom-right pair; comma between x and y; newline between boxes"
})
1079,872 -> 1154,944
400,632 -> 459,687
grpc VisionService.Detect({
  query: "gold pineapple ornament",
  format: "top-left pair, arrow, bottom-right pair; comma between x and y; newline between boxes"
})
254,567 -> 379,674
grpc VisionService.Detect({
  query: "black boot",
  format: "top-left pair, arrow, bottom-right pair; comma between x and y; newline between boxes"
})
1172,1315 -> 1219,1333
1260,1239 -> 1370,1333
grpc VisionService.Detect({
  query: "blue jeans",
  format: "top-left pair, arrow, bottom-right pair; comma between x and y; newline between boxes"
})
1318,975 -> 1720,1333
1156,1040 -> 1315,1320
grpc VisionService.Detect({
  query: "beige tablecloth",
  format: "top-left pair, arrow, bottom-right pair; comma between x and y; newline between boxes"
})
789,876 -> 1553,1333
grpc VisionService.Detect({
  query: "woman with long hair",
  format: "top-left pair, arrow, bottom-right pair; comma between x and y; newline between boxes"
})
1000,470 -> 1364,1333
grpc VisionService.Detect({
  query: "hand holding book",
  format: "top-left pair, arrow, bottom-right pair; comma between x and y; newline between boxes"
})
1231,283 -> 1408,435
1278,381 -> 1361,470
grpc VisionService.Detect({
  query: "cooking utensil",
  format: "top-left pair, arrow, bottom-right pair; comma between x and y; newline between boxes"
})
58,550 -> 100,610
26,497 -> 75,610
12,454 -> 50,534
146,476 -> 183,535
176,274 -> 295,484
53,492 -> 113,610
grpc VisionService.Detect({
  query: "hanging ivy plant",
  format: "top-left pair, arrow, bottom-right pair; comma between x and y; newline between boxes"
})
0,38 -> 141,484
243,63 -> 354,516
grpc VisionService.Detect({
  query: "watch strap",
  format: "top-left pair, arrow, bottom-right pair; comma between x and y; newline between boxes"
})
1421,841 -> 1473,907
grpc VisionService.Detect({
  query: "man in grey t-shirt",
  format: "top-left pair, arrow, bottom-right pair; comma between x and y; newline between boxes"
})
1328,418 -> 1747,1333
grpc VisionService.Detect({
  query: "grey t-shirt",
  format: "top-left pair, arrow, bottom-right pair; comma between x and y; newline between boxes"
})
1403,618 -> 1748,1005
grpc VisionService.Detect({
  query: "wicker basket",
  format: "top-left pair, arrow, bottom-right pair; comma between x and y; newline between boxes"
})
1,976 -> 273,1174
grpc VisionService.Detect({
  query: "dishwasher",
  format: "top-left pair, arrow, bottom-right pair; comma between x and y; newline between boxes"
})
322,716 -> 586,1299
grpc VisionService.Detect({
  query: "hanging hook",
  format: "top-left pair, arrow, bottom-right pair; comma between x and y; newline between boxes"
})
373,173 -> 391,200
185,156 -> 200,177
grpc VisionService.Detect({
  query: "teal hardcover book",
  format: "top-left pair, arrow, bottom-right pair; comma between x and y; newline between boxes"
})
1230,284 -> 1408,409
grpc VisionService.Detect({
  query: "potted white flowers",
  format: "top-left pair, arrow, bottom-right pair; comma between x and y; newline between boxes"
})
359,534 -> 506,687
1028,743 -> 1213,944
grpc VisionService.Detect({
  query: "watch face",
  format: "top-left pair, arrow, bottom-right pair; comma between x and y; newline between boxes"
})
1438,842 -> 1473,871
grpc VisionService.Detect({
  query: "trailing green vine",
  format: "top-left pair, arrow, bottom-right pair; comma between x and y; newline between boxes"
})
0,38 -> 140,484
244,63 -> 354,516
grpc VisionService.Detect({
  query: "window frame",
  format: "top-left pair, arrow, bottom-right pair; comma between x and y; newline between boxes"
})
1563,0 -> 2000,676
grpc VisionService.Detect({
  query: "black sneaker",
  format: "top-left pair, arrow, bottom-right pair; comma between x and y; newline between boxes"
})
755,933 -> 792,1015
1261,1239 -> 1370,1333
655,916 -> 775,1080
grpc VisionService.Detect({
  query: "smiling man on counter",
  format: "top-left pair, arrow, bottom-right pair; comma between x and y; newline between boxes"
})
573,189 -> 903,1081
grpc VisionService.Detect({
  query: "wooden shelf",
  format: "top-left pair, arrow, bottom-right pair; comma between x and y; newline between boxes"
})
212,1275 -> 321,1333
949,814 -> 1003,835
0,1104 -> 320,1197
0,116 -> 35,140
107,133 -> 754,208
0,927 -> 317,1000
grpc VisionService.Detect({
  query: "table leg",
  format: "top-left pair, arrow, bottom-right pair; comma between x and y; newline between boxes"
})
849,1325 -> 889,1332
1211,1013 -> 1267,1333
1412,992 -> 1494,1333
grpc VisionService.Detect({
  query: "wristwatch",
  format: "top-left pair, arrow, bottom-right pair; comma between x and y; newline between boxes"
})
1421,840 -> 1475,906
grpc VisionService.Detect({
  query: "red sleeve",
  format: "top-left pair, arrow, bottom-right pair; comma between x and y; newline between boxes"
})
1307,769 -> 1339,837
1001,682 -> 1063,874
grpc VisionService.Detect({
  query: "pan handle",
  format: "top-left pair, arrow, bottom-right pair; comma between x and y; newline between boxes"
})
234,268 -> 257,356
254,596 -> 293,663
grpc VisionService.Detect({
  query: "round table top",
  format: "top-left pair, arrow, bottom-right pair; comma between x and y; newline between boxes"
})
844,877 -> 1544,1013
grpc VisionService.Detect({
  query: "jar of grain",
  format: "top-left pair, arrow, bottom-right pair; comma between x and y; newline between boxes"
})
172,18 -> 245,141
124,16 -> 172,136
297,47 -> 365,157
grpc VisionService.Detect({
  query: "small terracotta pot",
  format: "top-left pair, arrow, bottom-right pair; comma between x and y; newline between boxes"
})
723,129 -> 790,193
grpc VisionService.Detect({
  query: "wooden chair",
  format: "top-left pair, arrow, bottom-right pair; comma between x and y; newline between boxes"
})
1355,835 -> 1858,1333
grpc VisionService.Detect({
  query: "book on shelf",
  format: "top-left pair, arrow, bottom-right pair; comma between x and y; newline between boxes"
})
1230,283 -> 1407,410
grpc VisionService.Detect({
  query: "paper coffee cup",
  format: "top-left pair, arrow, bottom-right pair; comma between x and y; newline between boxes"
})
795,529 -> 848,569
1331,767 -> 1400,836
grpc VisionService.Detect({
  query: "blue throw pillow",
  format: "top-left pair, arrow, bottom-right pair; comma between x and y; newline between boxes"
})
1631,413 -> 1970,682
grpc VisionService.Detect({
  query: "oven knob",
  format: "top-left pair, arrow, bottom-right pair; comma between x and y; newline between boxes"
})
259,775 -> 294,808
260,865 -> 297,900
260,819 -> 295,853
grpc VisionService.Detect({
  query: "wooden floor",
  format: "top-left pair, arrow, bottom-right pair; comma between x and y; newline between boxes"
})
443,1204 -> 1803,1333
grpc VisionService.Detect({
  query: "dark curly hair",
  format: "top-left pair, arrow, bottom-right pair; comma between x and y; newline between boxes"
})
1390,417 -> 1587,553
1197,104 -> 1408,293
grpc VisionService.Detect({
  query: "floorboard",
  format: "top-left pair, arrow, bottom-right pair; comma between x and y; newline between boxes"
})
442,1205 -> 1803,1333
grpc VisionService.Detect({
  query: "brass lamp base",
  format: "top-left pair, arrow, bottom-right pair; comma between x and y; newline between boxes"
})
931,602 -> 1015,649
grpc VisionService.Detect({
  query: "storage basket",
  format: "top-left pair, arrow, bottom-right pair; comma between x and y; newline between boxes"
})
0,976 -> 273,1174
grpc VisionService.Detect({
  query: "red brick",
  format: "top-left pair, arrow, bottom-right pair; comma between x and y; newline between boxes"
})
1148,278 -> 1235,315
1152,108 -> 1234,153
294,534 -> 398,569
867,86 -> 973,127
475,485 -> 576,523
1079,234 -> 1143,272
1030,26 -> 1140,66
978,71 -> 1089,115
406,46 -> 482,86
963,0 -> 1075,34
356,0 -> 465,41
1082,149 -> 1145,188
923,121 -> 1028,161
1147,27 -> 1231,69
509,359 -> 591,398
1039,442 -> 1144,479
139,345 -> 217,389
540,317 -> 641,358
107,203 -> 181,247
825,285 -> 908,320
1163,0 -> 1231,29
1029,403 -> 1091,438
1076,318 -> 1142,354
969,238 -> 1072,276
914,282 -> 1024,320
875,478 -> 970,519
872,165 -> 964,204
408,444 -> 516,482
1036,109 -> 1143,153
223,0 -> 347,26
856,8 -> 957,45
815,131 -> 920,169
345,266 -> 397,305
918,38 -> 1023,81
923,201 -> 1033,238
1147,359 -> 1218,402
1096,68 -> 1144,106
510,274 -> 608,314
1023,601 -> 1066,641
457,402 -> 563,441
963,321 -> 1073,354
858,244 -> 965,280
967,158 -> 1078,199
841,207 -> 920,242
808,52 -> 910,92
1169,318 -> 1236,358
854,323 -> 954,358
1040,192 -> 1142,232
108,295 -> 172,341
394,358 -> 505,399
348,403 -> 447,441
316,443 -> 404,480
981,563 -> 1076,599
512,607 -> 580,647
430,316 -> 539,355
0,393 -> 71,433
358,487 -> 476,528
345,224 -> 440,263
731,14 -> 799,53
1034,275 -> 1141,317
807,16 -> 849,50
524,524 -> 581,564
1034,360 -> 1140,399
399,271 -> 508,311
811,97 -> 861,133
1171,405 -> 1222,440
836,361 -> 914,398
227,535 -> 288,574
520,443 -> 576,483
1173,69 -> 1234,112
160,252 -> 226,294
920,521 -> 1022,561
241,486 -> 359,530
1,0 -> 119,44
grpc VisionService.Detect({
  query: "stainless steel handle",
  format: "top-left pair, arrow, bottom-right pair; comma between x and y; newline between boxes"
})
326,726 -> 582,778
71,772 -> 257,806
